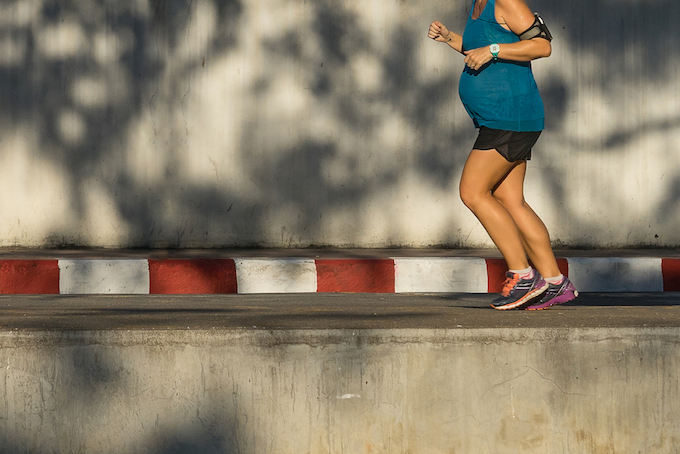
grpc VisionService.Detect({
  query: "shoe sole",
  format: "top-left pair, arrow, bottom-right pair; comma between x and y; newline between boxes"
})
491,283 -> 549,311
526,290 -> 579,311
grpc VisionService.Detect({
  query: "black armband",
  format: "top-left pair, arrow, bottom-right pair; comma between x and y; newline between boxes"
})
518,13 -> 553,42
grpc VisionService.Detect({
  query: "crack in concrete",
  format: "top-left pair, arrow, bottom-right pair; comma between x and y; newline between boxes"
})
488,368 -> 531,393
476,365 -> 594,408
525,366 -> 594,397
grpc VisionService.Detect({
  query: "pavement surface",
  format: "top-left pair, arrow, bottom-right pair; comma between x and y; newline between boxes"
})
2,292 -> 680,331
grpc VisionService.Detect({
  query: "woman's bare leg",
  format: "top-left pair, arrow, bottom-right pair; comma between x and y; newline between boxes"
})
491,160 -> 561,279
459,149 -> 530,271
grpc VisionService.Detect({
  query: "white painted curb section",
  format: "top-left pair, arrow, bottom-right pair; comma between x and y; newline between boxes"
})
234,259 -> 317,294
58,260 -> 151,294
567,258 -> 663,292
394,257 -> 488,293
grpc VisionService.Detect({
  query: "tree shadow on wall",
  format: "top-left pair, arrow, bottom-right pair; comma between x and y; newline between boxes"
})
250,1 -> 473,246
532,0 -> 680,246
0,0 -> 679,249
534,0 -> 680,151
0,0 -> 477,249
0,0 -> 244,247
243,0 -> 680,247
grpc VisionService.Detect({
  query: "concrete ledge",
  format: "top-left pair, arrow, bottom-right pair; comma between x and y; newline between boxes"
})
1,327 -> 678,453
1,256 -> 680,294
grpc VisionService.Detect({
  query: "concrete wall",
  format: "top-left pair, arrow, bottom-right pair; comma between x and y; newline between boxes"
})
1,0 -> 679,248
1,328 -> 679,453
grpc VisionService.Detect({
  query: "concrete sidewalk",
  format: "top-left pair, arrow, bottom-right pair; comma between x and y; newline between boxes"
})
1,248 -> 679,294
1,292 -> 679,453
1,292 -> 680,331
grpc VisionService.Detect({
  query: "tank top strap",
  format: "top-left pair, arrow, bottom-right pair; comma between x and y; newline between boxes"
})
480,0 -> 497,22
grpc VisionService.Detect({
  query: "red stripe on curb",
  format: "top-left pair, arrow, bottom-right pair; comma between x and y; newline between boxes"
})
0,260 -> 59,294
486,259 -> 508,293
149,259 -> 237,294
316,259 -> 395,293
662,259 -> 680,292
486,258 -> 569,293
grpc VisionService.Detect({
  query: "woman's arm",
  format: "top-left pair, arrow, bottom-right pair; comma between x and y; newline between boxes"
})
428,21 -> 464,54
488,39 -> 551,61
464,39 -> 550,68
494,0 -> 551,59
463,0 -> 551,70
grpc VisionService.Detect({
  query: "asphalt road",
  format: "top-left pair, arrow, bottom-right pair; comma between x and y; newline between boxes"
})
1,292 -> 680,331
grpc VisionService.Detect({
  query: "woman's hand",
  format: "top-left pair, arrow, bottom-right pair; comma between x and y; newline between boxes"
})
428,21 -> 464,53
463,46 -> 493,71
428,21 -> 451,42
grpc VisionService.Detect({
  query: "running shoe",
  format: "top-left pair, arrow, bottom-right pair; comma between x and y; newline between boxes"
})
491,271 -> 549,310
526,277 -> 578,311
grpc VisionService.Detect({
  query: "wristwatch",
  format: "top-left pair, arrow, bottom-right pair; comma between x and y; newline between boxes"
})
489,43 -> 500,60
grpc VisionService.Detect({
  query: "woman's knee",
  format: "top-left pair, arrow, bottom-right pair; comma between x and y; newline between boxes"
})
459,149 -> 515,210
459,180 -> 474,208
459,183 -> 487,211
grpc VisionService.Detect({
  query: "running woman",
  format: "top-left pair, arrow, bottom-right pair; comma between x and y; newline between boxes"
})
428,0 -> 578,310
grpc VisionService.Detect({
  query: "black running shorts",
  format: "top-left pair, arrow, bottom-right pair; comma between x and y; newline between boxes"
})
473,127 -> 542,162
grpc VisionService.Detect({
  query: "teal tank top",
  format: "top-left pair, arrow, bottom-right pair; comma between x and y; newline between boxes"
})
458,0 -> 544,132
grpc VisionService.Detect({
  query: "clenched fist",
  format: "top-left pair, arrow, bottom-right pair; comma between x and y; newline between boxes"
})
428,21 -> 451,42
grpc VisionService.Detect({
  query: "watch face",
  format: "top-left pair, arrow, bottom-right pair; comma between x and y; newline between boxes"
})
490,44 -> 500,53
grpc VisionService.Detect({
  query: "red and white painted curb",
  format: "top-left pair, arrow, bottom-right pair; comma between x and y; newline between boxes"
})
0,257 -> 679,295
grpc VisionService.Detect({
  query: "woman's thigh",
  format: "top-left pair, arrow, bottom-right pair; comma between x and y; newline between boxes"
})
459,149 -> 521,199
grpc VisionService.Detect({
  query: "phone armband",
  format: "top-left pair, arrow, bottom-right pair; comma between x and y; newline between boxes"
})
518,13 -> 553,42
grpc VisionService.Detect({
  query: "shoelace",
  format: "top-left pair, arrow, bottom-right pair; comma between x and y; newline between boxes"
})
500,273 -> 520,297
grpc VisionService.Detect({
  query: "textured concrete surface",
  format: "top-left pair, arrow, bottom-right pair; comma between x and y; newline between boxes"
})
2,1 -> 680,249
1,293 -> 680,453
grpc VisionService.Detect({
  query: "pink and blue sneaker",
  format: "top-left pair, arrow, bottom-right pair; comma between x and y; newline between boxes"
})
526,277 -> 578,311
491,270 -> 549,311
